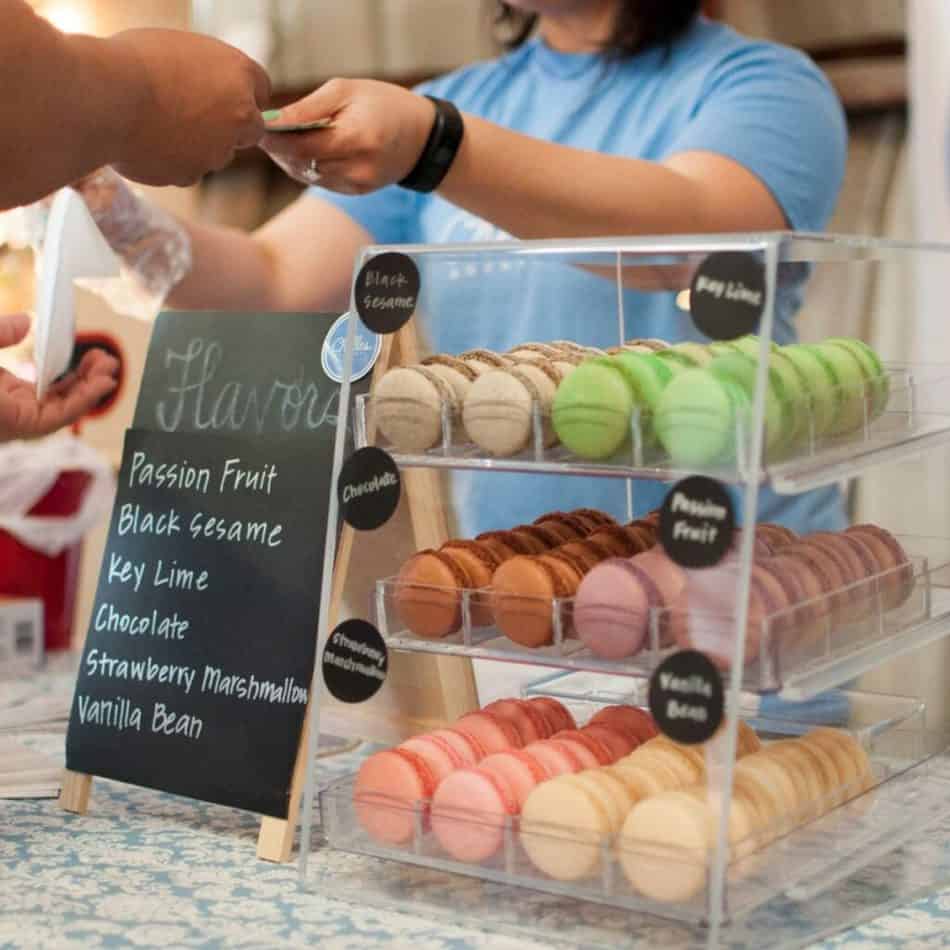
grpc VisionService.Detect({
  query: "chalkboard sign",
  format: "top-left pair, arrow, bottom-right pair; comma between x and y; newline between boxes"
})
66,311 -> 366,817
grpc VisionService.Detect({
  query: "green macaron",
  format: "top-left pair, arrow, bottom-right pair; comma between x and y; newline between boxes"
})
823,338 -> 889,419
611,351 -> 674,444
669,341 -> 714,367
811,341 -> 872,434
707,353 -> 792,457
780,344 -> 840,438
552,358 -> 635,460
655,367 -> 750,466
731,335 -> 780,359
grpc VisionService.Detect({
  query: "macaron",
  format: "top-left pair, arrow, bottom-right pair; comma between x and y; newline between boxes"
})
580,723 -> 639,758
671,341 -> 715,367
483,699 -> 546,746
491,555 -> 580,648
354,747 -> 439,845
431,767 -> 517,862
374,365 -> 454,452
552,359 -> 635,460
523,739 -> 584,776
574,557 -> 662,659
586,524 -> 644,556
611,351 -> 675,440
399,733 -> 465,785
454,711 -> 522,754
589,706 -> 658,744
508,343 -> 565,361
824,338 -> 888,418
429,727 -> 486,766
780,343 -> 840,439
459,349 -> 510,375
622,337 -> 669,353
527,697 -> 577,733
655,366 -> 750,466
476,530 -> 539,558
551,729 -> 615,766
508,525 -> 557,554
438,541 -> 502,627
619,791 -> 710,902
478,750 -> 551,808
420,354 -> 478,406
809,341 -> 869,434
846,524 -> 914,609
520,775 -> 615,881
395,549 -> 472,638
533,511 -> 591,540
463,361 -> 562,456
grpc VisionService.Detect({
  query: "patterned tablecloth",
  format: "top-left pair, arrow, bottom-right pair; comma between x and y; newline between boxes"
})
3,663 -> 950,950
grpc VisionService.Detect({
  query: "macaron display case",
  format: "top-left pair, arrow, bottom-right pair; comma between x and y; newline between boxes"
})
300,233 -> 950,948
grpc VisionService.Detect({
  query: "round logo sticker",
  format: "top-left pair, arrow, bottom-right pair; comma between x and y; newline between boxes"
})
689,251 -> 766,341
337,447 -> 401,531
660,476 -> 735,569
648,649 -> 724,745
322,619 -> 388,704
321,312 -> 381,384
354,252 -> 420,335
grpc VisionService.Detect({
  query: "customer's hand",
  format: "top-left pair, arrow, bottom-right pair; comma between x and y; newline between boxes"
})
0,314 -> 118,441
260,79 -> 434,194
108,29 -> 272,187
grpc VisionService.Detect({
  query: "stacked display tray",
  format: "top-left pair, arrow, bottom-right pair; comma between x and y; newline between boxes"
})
321,697 -> 950,925
374,538 -> 950,698
355,364 -> 950,492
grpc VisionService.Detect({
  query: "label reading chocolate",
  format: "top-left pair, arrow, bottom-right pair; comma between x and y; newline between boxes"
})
648,650 -> 724,745
337,447 -> 401,531
660,476 -> 734,569
322,620 -> 388,704
690,252 -> 766,341
354,252 -> 420,335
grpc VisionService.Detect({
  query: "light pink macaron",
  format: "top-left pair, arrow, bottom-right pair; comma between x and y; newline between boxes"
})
354,748 -> 439,845
479,750 -> 552,808
454,711 -> 522,755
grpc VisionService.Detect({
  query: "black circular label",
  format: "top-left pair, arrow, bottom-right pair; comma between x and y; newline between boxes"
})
648,649 -> 724,745
660,476 -> 735,569
689,251 -> 766,341
322,620 -> 388,704
354,252 -> 420,335
337,447 -> 401,531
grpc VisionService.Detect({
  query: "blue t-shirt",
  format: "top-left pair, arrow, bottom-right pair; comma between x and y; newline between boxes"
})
314,17 -> 848,537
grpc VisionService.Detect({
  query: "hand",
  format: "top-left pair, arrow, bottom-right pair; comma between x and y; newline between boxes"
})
0,314 -> 118,441
260,78 -> 435,195
107,29 -> 272,187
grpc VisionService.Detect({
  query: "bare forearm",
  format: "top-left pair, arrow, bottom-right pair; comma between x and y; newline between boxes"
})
439,115 -> 784,239
0,1 -> 145,209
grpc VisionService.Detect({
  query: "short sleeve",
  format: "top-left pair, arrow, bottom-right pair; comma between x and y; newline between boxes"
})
306,183 -> 419,245
665,44 -> 848,232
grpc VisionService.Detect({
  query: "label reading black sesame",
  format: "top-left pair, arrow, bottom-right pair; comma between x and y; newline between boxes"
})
322,620 -> 388,704
354,252 -> 420,335
337,447 -> 401,532
648,650 -> 724,745
660,476 -> 734,569
690,252 -> 766,341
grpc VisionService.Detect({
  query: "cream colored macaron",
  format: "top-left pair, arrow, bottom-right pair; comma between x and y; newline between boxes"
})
374,365 -> 455,452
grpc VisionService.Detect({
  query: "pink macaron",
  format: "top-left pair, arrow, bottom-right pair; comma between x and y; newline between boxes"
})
523,739 -> 585,776
430,767 -> 518,863
526,697 -> 576,734
354,747 -> 439,845
455,711 -> 522,754
430,728 -> 486,766
399,734 -> 465,785
588,705 -> 658,744
551,729 -> 614,765
479,750 -> 551,808
483,699 -> 545,745
580,723 -> 638,758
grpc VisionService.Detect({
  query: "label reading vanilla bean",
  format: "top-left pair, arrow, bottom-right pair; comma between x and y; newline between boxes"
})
660,476 -> 735,569
337,447 -> 401,531
648,650 -> 724,744
690,251 -> 766,341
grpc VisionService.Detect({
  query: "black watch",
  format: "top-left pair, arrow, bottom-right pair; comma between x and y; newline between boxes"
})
399,96 -> 465,193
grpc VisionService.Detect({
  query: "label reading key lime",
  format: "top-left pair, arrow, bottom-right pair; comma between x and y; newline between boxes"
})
690,251 -> 766,341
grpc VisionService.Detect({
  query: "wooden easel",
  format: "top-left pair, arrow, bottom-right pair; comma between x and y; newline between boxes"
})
62,320 -> 480,863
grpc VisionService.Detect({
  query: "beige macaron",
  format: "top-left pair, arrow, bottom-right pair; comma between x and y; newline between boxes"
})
374,364 -> 455,452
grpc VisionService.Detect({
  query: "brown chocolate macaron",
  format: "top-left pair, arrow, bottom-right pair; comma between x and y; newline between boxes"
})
517,522 -> 567,548
536,512 -> 595,538
571,508 -> 617,528
758,523 -> 799,550
762,554 -> 824,649
588,525 -> 642,557
477,530 -> 539,558
440,541 -> 503,626
491,555 -> 579,647
395,549 -> 473,639
846,524 -> 914,609
507,525 -> 555,554
557,540 -> 611,573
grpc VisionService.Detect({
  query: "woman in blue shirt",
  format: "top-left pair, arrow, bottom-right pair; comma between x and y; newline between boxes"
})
87,1 -> 848,535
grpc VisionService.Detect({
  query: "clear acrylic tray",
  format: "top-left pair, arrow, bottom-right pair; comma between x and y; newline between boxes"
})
375,540 -> 950,698
320,716 -> 950,925
356,364 -> 950,493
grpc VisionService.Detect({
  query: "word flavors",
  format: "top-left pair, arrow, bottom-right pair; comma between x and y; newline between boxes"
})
155,337 -> 341,434
342,471 -> 398,504
693,275 -> 763,308
128,452 -> 279,497
76,694 -> 203,740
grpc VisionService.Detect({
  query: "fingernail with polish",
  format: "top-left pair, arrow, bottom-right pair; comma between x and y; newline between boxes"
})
261,109 -> 282,122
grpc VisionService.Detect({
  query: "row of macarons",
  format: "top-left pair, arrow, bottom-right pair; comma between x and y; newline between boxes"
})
576,522 -> 914,667
603,727 -> 873,903
394,506 -> 658,641
553,335 -> 888,465
373,334 -> 887,465
354,696 -> 633,848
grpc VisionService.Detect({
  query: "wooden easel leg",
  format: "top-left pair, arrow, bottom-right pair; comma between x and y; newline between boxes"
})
59,770 -> 92,814
257,700 -> 312,863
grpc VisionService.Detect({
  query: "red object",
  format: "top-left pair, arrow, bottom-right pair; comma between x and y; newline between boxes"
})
0,470 -> 92,650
